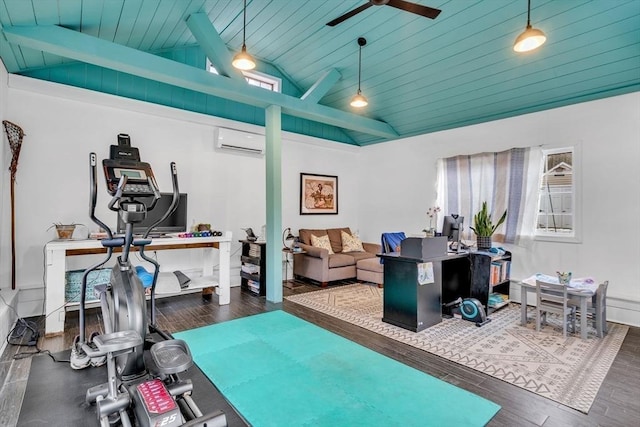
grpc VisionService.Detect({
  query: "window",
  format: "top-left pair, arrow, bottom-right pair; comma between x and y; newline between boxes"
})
436,147 -> 536,245
535,146 -> 580,241
243,70 -> 280,92
207,60 -> 281,92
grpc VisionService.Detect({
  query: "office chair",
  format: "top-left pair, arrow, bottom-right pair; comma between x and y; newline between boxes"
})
381,232 -> 406,255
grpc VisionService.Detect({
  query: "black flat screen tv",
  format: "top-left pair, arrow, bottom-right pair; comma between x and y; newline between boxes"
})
117,193 -> 188,236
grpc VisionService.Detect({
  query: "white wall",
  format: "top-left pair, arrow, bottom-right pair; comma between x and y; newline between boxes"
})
359,92 -> 640,326
1,60 -> 9,291
282,139 -> 361,234
3,75 -> 361,317
1,60 -> 20,353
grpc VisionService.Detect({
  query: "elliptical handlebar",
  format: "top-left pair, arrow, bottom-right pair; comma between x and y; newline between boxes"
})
89,153 -> 114,239
139,162 -> 179,327
142,162 -> 179,240
79,153 -> 118,346
145,175 -> 162,211
107,175 -> 128,212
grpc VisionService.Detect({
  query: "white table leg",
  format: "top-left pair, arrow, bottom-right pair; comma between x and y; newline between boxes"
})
216,234 -> 231,305
520,285 -> 528,326
45,247 -> 67,336
580,296 -> 588,339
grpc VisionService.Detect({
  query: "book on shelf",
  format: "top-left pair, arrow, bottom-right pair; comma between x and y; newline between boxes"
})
241,264 -> 260,274
248,244 -> 261,257
488,292 -> 509,307
247,279 -> 260,293
489,260 -> 511,285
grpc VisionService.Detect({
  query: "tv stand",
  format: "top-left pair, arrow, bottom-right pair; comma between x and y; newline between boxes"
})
44,233 -> 232,336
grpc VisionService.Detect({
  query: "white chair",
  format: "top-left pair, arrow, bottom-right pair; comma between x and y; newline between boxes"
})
570,280 -> 608,338
535,280 -> 576,338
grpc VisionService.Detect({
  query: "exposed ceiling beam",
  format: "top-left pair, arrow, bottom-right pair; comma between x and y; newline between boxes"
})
0,29 -> 21,73
185,13 -> 244,82
2,25 -> 398,140
301,68 -> 341,104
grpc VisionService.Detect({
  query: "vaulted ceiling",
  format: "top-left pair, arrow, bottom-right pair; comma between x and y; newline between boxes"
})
1,0 -> 639,146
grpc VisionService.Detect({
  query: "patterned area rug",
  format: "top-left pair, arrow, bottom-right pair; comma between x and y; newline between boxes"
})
286,284 -> 629,413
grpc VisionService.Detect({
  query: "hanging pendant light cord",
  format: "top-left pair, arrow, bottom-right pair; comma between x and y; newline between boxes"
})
242,0 -> 247,50
357,43 -> 363,94
526,0 -> 531,27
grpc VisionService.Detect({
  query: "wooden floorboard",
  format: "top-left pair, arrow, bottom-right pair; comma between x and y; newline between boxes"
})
2,280 -> 639,427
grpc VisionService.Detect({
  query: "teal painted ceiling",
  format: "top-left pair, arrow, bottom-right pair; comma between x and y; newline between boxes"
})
1,0 -> 639,146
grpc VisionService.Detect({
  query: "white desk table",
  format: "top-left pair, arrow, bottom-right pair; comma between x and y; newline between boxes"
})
519,275 -> 597,340
44,233 -> 232,336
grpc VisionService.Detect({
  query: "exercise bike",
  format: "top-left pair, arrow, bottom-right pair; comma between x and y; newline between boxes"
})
71,137 -> 227,427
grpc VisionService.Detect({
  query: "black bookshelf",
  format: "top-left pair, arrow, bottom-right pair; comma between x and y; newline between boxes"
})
469,250 -> 512,313
239,240 -> 266,296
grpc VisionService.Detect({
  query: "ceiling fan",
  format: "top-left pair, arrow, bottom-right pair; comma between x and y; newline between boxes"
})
326,0 -> 442,27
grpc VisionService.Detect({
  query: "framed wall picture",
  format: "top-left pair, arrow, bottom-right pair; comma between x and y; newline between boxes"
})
300,173 -> 338,215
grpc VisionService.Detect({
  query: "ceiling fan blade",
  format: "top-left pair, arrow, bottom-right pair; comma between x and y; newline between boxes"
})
386,0 -> 442,19
326,3 -> 373,27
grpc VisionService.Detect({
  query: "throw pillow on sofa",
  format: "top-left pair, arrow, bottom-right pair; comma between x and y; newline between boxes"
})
311,234 -> 334,254
341,230 -> 365,253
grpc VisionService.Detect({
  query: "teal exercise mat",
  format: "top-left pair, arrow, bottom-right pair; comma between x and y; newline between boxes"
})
176,310 -> 500,427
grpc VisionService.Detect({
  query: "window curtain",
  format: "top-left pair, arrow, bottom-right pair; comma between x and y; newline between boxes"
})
436,147 -> 541,245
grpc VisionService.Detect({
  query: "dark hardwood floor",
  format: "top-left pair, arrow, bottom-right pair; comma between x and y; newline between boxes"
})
4,281 -> 640,426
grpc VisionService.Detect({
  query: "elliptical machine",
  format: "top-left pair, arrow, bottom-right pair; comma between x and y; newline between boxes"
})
71,137 -> 227,427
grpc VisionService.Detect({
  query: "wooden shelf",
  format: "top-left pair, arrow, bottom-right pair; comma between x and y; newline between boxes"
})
488,293 -> 510,311
240,271 -> 260,282
44,234 -> 233,336
65,274 -> 219,311
241,255 -> 261,265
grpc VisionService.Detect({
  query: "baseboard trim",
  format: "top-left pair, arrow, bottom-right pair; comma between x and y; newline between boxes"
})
0,289 -> 20,357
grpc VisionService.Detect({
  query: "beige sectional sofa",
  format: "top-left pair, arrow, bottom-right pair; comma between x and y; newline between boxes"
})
293,227 -> 381,287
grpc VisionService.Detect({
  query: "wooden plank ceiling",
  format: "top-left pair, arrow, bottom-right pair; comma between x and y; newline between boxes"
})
1,0 -> 639,146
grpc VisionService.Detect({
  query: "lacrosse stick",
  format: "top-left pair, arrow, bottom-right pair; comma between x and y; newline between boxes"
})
3,120 -> 25,290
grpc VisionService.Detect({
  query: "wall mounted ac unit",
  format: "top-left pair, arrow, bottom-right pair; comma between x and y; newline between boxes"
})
214,127 -> 265,155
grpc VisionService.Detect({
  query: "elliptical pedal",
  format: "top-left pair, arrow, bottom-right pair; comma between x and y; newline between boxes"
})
150,339 -> 193,375
91,330 -> 144,355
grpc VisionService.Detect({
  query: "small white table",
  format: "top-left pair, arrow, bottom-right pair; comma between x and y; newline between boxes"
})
282,248 -> 305,289
44,233 -> 232,336
519,275 -> 597,340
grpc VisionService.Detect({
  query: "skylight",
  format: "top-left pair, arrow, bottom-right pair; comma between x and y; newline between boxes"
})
207,60 -> 281,93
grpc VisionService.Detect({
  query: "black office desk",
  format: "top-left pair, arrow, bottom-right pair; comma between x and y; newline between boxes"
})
379,252 -> 470,332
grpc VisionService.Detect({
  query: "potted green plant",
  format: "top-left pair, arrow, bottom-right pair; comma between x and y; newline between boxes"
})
47,222 -> 86,240
470,202 -> 507,250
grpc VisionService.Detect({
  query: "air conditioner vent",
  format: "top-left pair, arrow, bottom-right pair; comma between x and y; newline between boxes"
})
214,127 -> 265,155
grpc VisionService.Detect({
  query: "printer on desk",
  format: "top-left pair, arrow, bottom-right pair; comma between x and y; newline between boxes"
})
400,236 -> 448,260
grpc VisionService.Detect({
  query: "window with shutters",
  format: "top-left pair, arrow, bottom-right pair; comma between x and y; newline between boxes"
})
535,146 -> 580,242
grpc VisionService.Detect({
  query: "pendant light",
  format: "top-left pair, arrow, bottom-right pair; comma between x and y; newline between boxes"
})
350,37 -> 368,108
232,0 -> 256,70
513,0 -> 546,53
